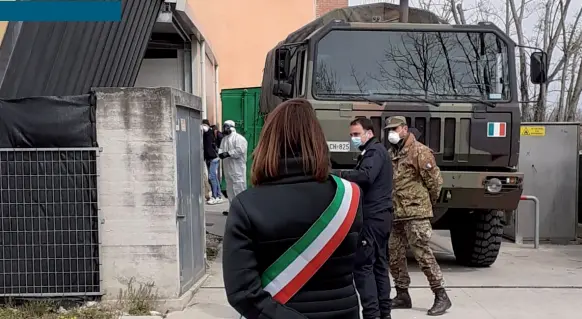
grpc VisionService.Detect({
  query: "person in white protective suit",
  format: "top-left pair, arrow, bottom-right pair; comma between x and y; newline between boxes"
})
218,120 -> 248,216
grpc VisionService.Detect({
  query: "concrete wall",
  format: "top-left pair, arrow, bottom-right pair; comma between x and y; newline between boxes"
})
186,0 -> 316,90
95,87 -> 183,301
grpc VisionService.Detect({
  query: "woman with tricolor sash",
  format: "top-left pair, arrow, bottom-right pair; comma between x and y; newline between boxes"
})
222,98 -> 363,319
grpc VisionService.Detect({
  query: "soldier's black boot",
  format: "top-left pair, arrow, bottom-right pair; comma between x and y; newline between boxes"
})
427,288 -> 452,316
391,288 -> 412,309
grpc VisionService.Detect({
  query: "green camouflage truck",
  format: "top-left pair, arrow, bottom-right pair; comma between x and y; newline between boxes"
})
259,3 -> 548,267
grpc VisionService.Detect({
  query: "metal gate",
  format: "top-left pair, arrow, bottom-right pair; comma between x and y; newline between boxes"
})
0,148 -> 101,297
175,106 -> 205,294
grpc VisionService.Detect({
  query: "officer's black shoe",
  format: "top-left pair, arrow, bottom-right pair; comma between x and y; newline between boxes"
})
391,288 -> 412,309
382,315 -> 392,319
222,211 -> 228,216
427,288 -> 452,316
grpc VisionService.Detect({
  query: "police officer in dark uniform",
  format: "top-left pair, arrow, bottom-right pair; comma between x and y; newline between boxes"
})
335,118 -> 393,319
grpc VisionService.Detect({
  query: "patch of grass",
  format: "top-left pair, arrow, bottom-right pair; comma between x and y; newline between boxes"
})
117,278 -> 159,316
18,300 -> 54,317
0,300 -> 115,319
0,278 -> 161,318
66,306 -> 116,319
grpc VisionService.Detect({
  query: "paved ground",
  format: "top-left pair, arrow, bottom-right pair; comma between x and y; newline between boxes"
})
173,205 -> 582,319
205,200 -> 229,237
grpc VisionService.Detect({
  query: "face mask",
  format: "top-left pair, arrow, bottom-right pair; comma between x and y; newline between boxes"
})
223,126 -> 232,135
388,131 -> 401,144
202,125 -> 209,132
351,136 -> 362,148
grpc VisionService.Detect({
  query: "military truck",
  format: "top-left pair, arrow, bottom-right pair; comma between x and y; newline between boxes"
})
259,3 -> 548,267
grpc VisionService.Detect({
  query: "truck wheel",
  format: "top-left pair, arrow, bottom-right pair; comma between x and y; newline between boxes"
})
450,210 -> 503,267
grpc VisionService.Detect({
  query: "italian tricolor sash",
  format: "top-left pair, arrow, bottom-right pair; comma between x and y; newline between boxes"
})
240,176 -> 359,318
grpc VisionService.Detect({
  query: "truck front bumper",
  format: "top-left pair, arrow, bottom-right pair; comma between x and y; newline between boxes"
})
436,171 -> 523,211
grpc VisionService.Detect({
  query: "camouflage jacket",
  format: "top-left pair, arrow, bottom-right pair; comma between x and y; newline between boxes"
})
389,134 -> 443,221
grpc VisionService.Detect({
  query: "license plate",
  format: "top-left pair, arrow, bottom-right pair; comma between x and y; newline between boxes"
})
327,141 -> 351,152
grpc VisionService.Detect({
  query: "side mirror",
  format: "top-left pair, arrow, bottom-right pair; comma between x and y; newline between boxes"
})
272,82 -> 293,98
275,48 -> 292,80
530,51 -> 548,84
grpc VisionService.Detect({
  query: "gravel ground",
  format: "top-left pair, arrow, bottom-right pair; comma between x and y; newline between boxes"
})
206,232 -> 223,262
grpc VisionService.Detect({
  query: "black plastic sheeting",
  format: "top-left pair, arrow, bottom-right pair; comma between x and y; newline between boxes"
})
0,95 -> 99,295
0,150 -> 100,295
0,94 -> 96,148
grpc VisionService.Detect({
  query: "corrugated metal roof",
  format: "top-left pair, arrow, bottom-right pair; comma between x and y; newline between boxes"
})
0,0 -> 163,99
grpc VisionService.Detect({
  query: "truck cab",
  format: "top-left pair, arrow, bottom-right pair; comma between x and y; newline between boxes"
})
264,17 -> 548,267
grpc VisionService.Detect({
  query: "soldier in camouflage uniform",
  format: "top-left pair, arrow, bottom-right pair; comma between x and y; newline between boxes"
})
384,116 -> 452,316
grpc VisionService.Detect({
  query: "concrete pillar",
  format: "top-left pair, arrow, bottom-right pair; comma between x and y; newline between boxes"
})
214,64 -> 220,125
200,40 -> 207,118
190,37 -> 201,96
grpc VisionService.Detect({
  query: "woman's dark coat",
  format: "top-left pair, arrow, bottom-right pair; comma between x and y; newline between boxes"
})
222,158 -> 363,319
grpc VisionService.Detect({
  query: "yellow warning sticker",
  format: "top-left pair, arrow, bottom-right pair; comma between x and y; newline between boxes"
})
520,126 -> 545,136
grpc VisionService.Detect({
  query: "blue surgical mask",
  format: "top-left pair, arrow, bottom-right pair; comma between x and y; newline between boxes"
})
351,136 -> 362,148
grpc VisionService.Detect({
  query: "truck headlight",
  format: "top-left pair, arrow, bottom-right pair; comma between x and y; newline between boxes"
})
486,178 -> 503,193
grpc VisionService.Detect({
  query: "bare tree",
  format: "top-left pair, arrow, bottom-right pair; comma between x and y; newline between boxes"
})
562,10 -> 582,121
350,64 -> 368,93
369,31 -> 499,99
529,0 -> 572,121
367,0 -> 582,121
553,6 -> 582,121
314,62 -> 340,94
506,0 -> 534,120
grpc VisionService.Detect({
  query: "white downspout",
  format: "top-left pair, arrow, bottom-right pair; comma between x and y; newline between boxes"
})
214,64 -> 220,125
200,40 -> 207,118
190,37 -> 198,95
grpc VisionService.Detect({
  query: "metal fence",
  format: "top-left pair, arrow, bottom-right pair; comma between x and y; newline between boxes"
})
0,148 -> 101,297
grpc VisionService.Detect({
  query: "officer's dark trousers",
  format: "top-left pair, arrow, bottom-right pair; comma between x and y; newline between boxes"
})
354,228 -> 392,319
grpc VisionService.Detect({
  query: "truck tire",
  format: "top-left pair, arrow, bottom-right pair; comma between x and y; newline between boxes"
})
450,210 -> 503,267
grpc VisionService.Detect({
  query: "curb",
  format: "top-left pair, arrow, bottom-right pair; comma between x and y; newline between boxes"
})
183,243 -> 223,309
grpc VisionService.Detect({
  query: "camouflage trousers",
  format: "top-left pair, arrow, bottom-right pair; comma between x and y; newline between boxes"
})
388,218 -> 444,291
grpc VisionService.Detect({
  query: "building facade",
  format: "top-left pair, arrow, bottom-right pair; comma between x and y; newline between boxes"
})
186,0 -> 349,102
0,0 -> 352,124
0,22 -> 6,44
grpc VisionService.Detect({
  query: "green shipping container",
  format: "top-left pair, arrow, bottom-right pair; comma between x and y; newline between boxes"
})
220,87 -> 264,190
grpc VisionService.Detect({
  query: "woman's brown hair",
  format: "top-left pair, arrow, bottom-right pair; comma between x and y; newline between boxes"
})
251,98 -> 330,185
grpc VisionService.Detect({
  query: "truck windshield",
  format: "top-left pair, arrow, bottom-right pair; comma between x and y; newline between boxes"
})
314,30 -> 510,101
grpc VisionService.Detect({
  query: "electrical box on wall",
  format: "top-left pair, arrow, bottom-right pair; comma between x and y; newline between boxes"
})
504,123 -> 580,244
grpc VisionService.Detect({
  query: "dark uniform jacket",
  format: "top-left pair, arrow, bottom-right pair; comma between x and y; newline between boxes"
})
223,157 -> 363,319
389,134 -> 443,221
202,129 -> 218,161
340,137 -> 393,237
